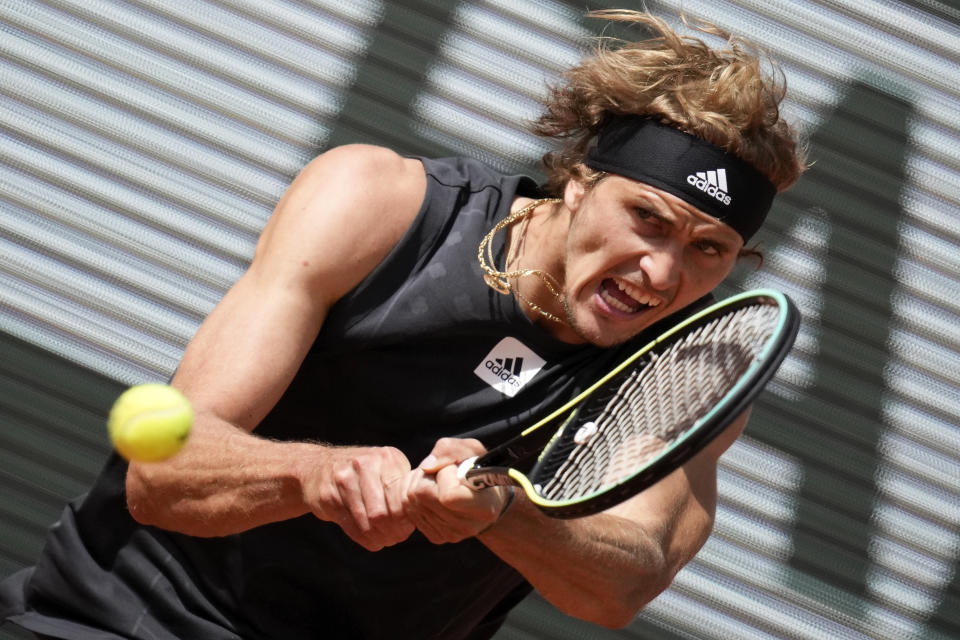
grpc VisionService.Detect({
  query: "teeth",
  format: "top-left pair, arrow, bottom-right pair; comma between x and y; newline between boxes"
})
616,279 -> 660,307
601,288 -> 636,313
600,279 -> 662,314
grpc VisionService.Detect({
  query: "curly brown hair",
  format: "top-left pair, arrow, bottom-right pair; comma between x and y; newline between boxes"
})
533,10 -> 806,197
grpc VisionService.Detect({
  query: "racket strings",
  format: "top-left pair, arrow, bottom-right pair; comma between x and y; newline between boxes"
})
536,304 -> 779,502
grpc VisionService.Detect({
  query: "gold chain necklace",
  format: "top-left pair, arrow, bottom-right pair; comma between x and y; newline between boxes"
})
477,197 -> 566,324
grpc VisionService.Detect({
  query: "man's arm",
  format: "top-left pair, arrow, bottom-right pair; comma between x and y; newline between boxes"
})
406,410 -> 750,628
125,145 -> 426,550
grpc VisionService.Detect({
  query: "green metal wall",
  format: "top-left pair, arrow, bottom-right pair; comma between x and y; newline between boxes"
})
1,1 -> 958,639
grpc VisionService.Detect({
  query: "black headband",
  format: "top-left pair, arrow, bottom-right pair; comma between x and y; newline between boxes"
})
584,116 -> 776,241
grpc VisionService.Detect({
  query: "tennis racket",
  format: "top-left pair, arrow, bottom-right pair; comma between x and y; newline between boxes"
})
457,288 -> 800,518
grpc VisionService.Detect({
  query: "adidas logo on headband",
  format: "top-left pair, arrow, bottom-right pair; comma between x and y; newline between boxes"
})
686,169 -> 732,206
584,116 -> 776,240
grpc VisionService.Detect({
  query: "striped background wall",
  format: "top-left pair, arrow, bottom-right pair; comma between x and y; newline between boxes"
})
1,1 -> 958,639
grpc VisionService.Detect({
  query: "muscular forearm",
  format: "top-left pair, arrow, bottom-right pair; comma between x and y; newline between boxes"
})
125,415 -> 318,537
126,413 -> 416,551
410,438 -> 722,627
477,495 -> 672,628
474,420 -> 737,626
408,438 -> 703,627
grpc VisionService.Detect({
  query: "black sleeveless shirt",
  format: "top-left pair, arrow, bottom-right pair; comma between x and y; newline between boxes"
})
0,157 -> 697,640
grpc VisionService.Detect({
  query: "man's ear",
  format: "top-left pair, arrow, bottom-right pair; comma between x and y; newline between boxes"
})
563,174 -> 587,213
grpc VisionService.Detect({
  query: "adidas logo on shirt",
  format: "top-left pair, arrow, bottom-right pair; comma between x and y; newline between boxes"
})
687,168 -> 732,206
474,337 -> 546,397
490,356 -> 524,378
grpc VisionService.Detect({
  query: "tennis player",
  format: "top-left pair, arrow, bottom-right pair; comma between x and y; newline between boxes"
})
1,10 -> 804,639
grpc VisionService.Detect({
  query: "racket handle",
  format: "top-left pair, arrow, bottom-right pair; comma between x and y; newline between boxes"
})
457,456 -> 516,490
456,456 -> 486,490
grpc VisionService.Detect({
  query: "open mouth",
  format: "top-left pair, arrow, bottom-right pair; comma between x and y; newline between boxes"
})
598,278 -> 661,315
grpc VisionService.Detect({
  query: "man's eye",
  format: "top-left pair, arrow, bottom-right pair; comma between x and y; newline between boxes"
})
694,240 -> 722,256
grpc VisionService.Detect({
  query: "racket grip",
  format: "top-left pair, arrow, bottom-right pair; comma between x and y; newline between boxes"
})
457,456 -> 516,490
456,456 -> 488,490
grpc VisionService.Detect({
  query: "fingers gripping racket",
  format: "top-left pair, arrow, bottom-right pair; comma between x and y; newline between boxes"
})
457,289 -> 800,518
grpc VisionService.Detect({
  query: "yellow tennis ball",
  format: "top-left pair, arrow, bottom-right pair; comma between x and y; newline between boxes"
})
108,384 -> 193,462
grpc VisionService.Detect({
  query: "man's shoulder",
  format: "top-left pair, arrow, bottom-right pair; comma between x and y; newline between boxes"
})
286,145 -> 428,231
309,144 -> 424,189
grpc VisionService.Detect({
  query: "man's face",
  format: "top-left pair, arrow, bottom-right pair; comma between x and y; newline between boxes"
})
559,174 -> 745,347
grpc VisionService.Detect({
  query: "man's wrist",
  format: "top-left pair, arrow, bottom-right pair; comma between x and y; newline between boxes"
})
478,485 -> 516,535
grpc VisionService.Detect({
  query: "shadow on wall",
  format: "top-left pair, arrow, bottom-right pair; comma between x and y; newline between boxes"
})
751,79 -> 958,634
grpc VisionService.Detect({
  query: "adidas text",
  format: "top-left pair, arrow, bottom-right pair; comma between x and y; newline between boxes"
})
485,360 -> 521,388
485,356 -> 524,388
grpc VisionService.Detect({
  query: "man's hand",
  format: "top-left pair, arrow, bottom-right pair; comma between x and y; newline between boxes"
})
404,438 -> 513,544
302,446 -> 415,551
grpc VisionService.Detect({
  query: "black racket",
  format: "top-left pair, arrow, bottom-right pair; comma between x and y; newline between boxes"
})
457,289 -> 800,518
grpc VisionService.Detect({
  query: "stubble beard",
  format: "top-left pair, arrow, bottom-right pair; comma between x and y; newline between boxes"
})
561,295 -> 624,348
562,292 -> 663,349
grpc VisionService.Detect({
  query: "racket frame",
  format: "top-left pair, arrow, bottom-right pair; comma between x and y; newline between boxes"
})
460,288 -> 800,517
